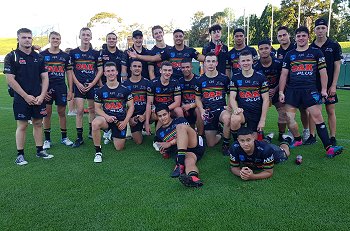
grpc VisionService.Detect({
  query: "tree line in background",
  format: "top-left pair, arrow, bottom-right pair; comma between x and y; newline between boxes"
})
187,0 -> 350,47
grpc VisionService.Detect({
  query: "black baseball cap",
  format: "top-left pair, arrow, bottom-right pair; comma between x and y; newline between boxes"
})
315,18 -> 327,27
132,30 -> 143,37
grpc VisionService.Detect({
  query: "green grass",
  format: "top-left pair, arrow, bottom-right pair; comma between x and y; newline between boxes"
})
0,75 -> 349,230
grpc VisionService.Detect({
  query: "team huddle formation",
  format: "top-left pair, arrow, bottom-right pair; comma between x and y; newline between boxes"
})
3,17 -> 344,188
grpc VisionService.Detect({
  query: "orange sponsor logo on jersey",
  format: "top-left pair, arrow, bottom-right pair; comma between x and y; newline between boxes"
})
105,102 -> 122,110
76,63 -> 94,71
291,64 -> 313,72
203,91 -> 222,99
133,95 -> 146,102
239,91 -> 260,99
46,66 -> 64,73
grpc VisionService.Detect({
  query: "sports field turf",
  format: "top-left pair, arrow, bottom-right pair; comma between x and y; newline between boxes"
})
0,73 -> 349,230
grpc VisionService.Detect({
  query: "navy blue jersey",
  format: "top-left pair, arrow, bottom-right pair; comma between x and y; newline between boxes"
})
3,49 -> 46,98
282,47 -> 326,90
229,140 -> 274,170
125,46 -> 150,79
195,73 -> 230,111
123,77 -> 150,115
160,45 -> 200,79
100,48 -> 127,81
253,58 -> 282,89
226,46 -> 258,75
69,47 -> 102,84
147,78 -> 181,107
40,49 -> 72,85
276,43 -> 295,60
149,45 -> 172,78
156,117 -> 189,143
179,75 -> 200,105
202,41 -> 229,74
94,84 -> 133,120
311,38 -> 342,89
229,71 -> 269,116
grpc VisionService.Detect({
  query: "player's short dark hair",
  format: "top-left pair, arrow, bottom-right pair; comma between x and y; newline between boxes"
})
49,31 -> 60,38
106,32 -> 117,38
277,26 -> 289,33
239,50 -> 253,58
209,24 -> 222,34
234,28 -> 245,35
258,39 -> 271,47
173,29 -> 184,35
104,61 -> 117,70
17,28 -> 32,36
295,26 -> 309,35
152,25 -> 164,34
237,127 -> 254,137
204,52 -> 217,60
130,59 -> 142,66
161,61 -> 172,68
181,58 -> 192,64
80,27 -> 91,34
155,104 -> 170,114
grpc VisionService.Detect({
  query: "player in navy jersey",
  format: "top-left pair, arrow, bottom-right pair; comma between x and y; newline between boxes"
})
70,27 -> 103,147
254,39 -> 286,142
4,28 -> 53,165
229,127 -> 290,181
279,26 -> 343,158
202,24 -> 229,74
226,28 -> 258,78
100,32 -> 127,83
195,52 -> 231,155
145,61 -> 183,135
148,25 -> 172,80
40,31 -> 74,149
127,29 -> 205,80
155,104 -> 205,187
179,58 -> 204,136
92,62 -> 134,163
277,26 -> 310,141
123,60 -> 150,144
306,18 -> 343,146
230,49 -> 270,140
124,30 -> 150,80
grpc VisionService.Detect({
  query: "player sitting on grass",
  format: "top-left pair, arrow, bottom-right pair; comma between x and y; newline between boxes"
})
229,127 -> 290,181
155,104 -> 205,187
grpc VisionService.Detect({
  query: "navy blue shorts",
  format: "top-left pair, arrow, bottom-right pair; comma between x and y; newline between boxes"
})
204,107 -> 224,131
108,121 -> 127,139
46,83 -> 67,106
130,120 -> 144,133
242,113 -> 260,132
184,108 -> 196,125
271,92 -> 279,105
285,88 -> 322,108
325,94 -> 338,105
74,83 -> 99,100
271,144 -> 288,164
186,136 -> 205,161
13,97 -> 47,120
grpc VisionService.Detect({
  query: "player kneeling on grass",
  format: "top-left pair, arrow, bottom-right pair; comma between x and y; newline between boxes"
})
155,104 -> 205,187
92,62 -> 134,163
229,127 -> 291,181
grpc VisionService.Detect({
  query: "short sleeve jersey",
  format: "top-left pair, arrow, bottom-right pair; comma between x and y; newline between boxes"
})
100,48 -> 127,80
125,46 -> 150,79
253,58 -> 282,89
160,45 -> 200,80
310,38 -> 342,89
178,75 -> 200,105
229,71 -> 269,116
94,84 -> 133,120
40,49 -> 72,85
147,78 -> 181,107
149,45 -> 172,78
69,47 -> 102,84
229,140 -> 274,170
123,77 -> 150,116
3,49 -> 46,97
282,47 -> 326,90
156,117 -> 189,143
195,73 -> 230,111
276,43 -> 296,60
202,41 -> 229,74
226,46 -> 258,76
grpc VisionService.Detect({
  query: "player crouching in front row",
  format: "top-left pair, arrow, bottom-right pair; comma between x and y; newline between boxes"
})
91,62 -> 134,163
155,104 -> 205,187
229,127 -> 291,181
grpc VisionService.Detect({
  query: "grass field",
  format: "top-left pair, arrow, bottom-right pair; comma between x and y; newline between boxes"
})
0,75 -> 349,230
